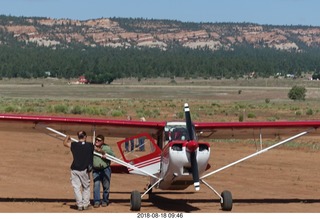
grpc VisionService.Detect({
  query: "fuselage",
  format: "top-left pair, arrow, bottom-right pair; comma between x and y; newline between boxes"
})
150,121 -> 211,190
157,141 -> 210,190
120,121 -> 211,191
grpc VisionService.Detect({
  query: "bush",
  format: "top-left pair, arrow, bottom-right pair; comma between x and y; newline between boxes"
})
306,108 -> 313,115
71,105 -> 83,114
111,110 -> 123,117
288,85 -> 306,101
238,114 -> 244,122
53,104 -> 69,114
4,105 -> 16,113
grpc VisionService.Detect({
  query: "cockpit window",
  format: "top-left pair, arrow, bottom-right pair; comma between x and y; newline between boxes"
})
171,127 -> 188,140
164,122 -> 188,142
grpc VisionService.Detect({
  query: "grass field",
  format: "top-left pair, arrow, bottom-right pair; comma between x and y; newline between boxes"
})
1,77 -> 320,123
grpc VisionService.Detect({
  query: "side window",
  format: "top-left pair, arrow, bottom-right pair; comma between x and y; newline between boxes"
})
118,133 -> 161,162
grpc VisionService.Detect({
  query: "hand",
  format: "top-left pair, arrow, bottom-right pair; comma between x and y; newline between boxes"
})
63,135 -> 72,148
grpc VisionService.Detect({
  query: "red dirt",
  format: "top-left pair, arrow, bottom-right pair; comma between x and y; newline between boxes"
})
0,129 -> 320,214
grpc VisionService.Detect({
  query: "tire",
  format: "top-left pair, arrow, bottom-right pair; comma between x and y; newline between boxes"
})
130,190 -> 141,211
220,190 -> 233,211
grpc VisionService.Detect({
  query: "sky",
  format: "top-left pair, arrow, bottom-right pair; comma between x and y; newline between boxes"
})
1,0 -> 320,27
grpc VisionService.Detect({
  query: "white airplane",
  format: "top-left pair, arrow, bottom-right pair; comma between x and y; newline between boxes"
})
1,103 -> 320,211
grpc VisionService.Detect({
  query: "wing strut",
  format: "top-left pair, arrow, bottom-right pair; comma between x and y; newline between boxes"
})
200,127 -> 316,180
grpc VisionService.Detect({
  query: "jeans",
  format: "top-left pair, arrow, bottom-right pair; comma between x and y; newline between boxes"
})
125,139 -> 134,151
93,167 -> 111,204
138,137 -> 145,151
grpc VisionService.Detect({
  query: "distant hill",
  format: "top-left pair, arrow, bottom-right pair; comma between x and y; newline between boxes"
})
2,15 -> 320,82
1,15 -> 320,51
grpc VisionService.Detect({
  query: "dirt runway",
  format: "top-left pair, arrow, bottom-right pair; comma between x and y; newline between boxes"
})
0,129 -> 320,214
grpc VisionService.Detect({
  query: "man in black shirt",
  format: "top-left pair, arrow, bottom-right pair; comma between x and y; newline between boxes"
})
63,130 -> 94,211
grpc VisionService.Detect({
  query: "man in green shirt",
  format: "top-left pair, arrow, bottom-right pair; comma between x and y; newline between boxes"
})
92,134 -> 115,208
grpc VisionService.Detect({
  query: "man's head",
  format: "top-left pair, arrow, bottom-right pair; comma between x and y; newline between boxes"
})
77,131 -> 87,140
95,134 -> 105,146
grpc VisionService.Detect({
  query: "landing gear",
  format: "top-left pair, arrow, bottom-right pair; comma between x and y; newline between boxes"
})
145,183 -> 154,200
201,180 -> 233,211
146,184 -> 153,194
130,190 -> 141,211
220,190 -> 233,211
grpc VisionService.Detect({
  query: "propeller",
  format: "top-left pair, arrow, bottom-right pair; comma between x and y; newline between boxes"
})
184,103 -> 200,191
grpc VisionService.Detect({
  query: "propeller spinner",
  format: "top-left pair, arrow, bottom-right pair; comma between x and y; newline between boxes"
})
184,103 -> 200,191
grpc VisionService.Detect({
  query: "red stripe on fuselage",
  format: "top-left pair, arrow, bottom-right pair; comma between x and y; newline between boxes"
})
128,157 -> 161,171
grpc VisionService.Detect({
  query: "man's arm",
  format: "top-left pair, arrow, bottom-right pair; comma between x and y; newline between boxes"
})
95,146 -> 106,155
100,145 -> 114,159
63,135 -> 71,148
104,145 -> 115,157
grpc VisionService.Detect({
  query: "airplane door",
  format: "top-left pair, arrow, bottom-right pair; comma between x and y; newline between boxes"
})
117,133 -> 162,175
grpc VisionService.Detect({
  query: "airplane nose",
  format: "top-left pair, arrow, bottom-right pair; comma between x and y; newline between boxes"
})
186,140 -> 198,152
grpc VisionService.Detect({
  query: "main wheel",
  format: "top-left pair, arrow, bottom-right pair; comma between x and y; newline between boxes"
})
130,190 -> 141,211
220,190 -> 233,211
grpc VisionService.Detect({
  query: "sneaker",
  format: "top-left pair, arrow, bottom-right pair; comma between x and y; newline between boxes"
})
77,206 -> 83,211
101,202 -> 108,207
83,205 -> 92,210
93,202 -> 100,208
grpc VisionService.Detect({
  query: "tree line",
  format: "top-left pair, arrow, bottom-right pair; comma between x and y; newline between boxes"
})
1,43 -> 320,84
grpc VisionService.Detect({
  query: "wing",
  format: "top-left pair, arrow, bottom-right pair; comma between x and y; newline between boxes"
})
0,113 -> 166,174
0,114 -> 166,138
194,121 -> 320,140
193,120 -> 320,180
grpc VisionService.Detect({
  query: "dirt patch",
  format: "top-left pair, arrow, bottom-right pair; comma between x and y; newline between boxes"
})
0,130 -> 319,213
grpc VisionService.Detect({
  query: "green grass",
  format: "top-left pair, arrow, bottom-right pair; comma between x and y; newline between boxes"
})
1,79 -> 320,123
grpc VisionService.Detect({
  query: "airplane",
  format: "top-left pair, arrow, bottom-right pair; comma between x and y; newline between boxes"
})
1,102 -> 320,211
